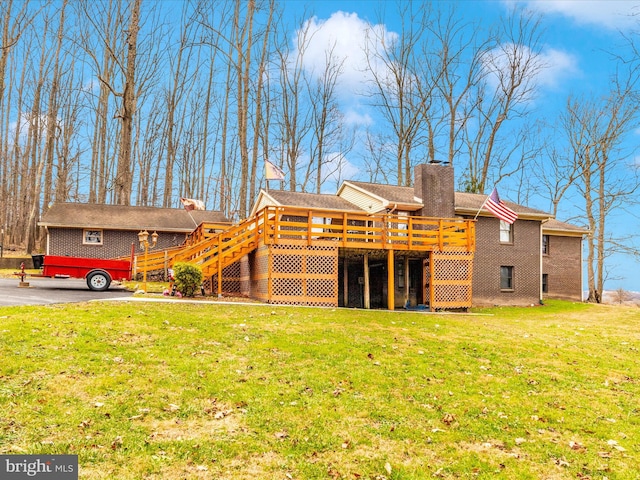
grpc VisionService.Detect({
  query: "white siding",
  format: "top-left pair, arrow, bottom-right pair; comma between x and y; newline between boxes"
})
338,184 -> 385,213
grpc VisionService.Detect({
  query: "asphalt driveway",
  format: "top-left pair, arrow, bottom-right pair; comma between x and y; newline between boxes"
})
0,277 -> 134,306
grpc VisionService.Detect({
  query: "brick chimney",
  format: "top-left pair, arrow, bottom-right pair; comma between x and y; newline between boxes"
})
414,163 -> 455,218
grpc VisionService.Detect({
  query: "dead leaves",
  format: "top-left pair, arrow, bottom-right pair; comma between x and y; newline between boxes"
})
441,413 -> 456,426
274,430 -> 288,440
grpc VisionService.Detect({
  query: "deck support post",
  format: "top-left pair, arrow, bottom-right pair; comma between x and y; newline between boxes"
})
343,256 -> 349,307
404,256 -> 410,306
363,253 -> 370,309
387,249 -> 394,310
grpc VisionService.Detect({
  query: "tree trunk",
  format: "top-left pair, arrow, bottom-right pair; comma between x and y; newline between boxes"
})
114,0 -> 141,206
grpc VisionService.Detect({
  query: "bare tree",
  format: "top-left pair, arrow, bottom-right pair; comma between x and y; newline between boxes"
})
425,7 -> 489,167
272,11 -> 315,192
306,43 -> 347,194
42,0 -> 67,212
461,9 -> 545,194
0,0 -> 36,250
365,1 -> 432,186
562,72 -> 640,302
112,0 -> 141,205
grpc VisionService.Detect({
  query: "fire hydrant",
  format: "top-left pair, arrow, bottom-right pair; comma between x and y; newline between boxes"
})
15,261 -> 29,287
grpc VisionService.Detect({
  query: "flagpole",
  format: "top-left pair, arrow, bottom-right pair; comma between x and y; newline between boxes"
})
187,210 -> 198,227
473,193 -> 490,221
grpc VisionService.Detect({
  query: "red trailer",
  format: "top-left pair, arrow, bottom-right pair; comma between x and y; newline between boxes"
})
35,255 -> 132,291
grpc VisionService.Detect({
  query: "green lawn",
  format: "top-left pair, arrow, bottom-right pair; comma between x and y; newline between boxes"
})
0,300 -> 638,479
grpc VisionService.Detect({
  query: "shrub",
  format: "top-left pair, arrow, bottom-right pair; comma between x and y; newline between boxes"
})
172,262 -> 203,297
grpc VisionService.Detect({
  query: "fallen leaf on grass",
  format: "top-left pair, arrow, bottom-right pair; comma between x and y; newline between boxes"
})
164,403 -> 180,412
441,413 -> 456,425
607,439 -> 626,451
384,462 -> 392,475
569,441 -> 586,451
111,436 -> 123,450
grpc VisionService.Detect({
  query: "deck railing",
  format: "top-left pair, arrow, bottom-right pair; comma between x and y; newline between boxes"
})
260,206 -> 475,252
130,206 -> 475,277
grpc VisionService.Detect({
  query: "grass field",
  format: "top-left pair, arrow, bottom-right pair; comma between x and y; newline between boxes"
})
0,299 -> 638,479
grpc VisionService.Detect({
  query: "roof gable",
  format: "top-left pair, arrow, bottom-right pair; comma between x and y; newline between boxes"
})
251,189 -> 363,215
337,181 -> 422,213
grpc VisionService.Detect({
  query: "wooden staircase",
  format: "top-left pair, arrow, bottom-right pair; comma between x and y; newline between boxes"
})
132,208 -> 267,293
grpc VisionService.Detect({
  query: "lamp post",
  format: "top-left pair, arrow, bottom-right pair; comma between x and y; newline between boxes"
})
138,230 -> 158,293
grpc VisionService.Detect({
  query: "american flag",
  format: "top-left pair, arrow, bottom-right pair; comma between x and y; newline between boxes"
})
484,188 -> 518,224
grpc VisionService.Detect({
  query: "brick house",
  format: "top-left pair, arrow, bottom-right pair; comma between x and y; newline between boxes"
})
38,203 -> 229,260
329,168 -> 586,306
246,164 -> 477,309
39,164 -> 585,308
541,219 -> 586,301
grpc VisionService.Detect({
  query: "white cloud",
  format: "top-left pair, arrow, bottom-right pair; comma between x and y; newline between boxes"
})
293,11 -> 397,95
521,0 -> 639,30
481,42 -> 579,97
342,108 -> 373,126
536,47 -> 580,89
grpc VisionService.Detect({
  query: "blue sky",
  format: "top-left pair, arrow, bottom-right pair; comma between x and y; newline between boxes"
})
278,0 -> 640,292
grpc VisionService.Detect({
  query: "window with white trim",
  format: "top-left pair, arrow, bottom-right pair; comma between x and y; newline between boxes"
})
83,229 -> 103,245
499,220 -> 512,244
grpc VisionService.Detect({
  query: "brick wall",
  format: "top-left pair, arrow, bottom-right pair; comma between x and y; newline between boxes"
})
48,228 -> 186,259
543,235 -> 583,301
472,217 -> 541,306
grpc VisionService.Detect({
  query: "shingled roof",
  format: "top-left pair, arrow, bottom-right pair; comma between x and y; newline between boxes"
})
39,203 -> 229,232
255,189 -> 363,212
454,192 -> 550,220
543,218 -> 589,236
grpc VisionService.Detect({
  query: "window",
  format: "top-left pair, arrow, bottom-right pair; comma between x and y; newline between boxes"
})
83,229 -> 103,245
542,273 -> 548,293
499,220 -> 512,243
542,234 -> 549,255
500,266 -> 514,290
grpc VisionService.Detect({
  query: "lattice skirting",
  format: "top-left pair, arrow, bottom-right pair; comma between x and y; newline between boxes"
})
252,243 -> 339,307
208,259 -> 247,295
428,251 -> 474,309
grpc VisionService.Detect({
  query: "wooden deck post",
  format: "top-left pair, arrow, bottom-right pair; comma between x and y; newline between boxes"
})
404,256 -> 410,306
387,249 -> 394,310
217,235 -> 223,297
363,253 -> 370,309
343,257 -> 349,307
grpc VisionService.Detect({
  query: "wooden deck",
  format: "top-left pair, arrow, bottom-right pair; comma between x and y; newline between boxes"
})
130,206 -> 476,309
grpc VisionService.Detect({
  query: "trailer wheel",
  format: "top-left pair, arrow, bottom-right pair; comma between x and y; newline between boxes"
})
87,270 -> 111,291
